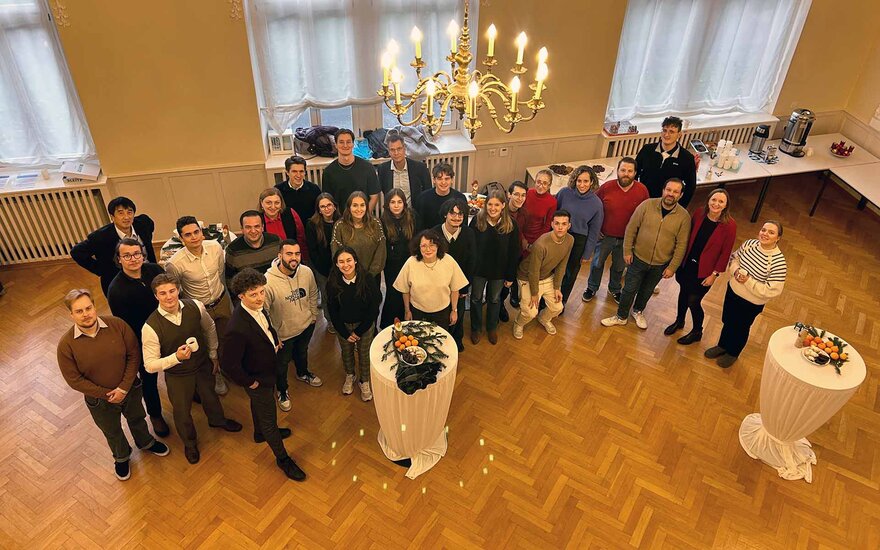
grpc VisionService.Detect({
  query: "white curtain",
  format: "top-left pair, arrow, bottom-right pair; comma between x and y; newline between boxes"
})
0,0 -> 95,167
606,0 -> 812,121
247,0 -> 466,133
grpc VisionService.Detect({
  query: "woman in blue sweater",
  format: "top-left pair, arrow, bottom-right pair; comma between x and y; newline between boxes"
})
469,190 -> 520,345
557,165 -> 604,306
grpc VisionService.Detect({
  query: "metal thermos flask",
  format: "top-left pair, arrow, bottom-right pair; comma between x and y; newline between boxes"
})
749,124 -> 770,155
780,109 -> 815,157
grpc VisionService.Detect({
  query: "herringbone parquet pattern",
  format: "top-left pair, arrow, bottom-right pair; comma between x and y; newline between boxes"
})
1,175 -> 878,549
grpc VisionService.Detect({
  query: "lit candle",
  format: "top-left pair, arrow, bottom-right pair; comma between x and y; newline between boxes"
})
510,76 -> 521,112
391,68 -> 403,106
447,20 -> 460,54
535,63 -> 548,100
410,26 -> 423,60
537,46 -> 548,65
425,79 -> 436,117
468,80 -> 479,118
486,24 -> 497,57
381,51 -> 391,87
387,39 -> 400,61
515,32 -> 527,65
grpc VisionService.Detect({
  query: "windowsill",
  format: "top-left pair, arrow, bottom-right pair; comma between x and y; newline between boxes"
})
0,168 -> 107,195
613,112 -> 778,138
265,130 -> 475,172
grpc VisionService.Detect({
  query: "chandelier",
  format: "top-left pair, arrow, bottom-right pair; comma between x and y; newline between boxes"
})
378,0 -> 548,138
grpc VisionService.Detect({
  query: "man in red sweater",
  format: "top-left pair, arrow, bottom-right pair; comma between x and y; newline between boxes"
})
583,157 -> 649,303
520,170 -> 558,251
57,289 -> 169,481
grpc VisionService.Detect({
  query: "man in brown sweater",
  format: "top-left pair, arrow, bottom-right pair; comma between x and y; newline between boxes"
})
57,289 -> 169,481
513,210 -> 574,339
602,178 -> 691,330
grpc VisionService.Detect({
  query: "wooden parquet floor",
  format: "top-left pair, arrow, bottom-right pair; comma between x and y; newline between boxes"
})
1,175 -> 879,549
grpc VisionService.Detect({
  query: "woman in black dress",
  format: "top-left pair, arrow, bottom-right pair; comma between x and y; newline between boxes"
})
379,188 -> 420,328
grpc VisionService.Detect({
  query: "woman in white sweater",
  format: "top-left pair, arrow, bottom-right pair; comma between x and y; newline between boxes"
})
704,221 -> 787,368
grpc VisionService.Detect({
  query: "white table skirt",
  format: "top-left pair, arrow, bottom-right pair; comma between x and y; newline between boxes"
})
739,327 -> 866,482
369,323 -> 458,479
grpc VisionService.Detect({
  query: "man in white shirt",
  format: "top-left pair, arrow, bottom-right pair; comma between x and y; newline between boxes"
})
377,135 -> 432,205
142,274 -> 242,464
165,216 -> 231,396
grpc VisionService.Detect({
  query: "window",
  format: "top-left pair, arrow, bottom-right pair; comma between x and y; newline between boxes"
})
0,0 -> 95,166
247,0 -> 465,137
606,0 -> 812,121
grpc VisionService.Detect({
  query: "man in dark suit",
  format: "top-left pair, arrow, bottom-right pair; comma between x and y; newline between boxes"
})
377,135 -> 432,206
221,268 -> 306,482
71,197 -> 157,297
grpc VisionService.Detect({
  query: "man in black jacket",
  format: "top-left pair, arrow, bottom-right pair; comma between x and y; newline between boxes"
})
274,155 -> 321,222
376,135 -> 432,206
434,198 -> 476,352
634,116 -> 697,208
71,197 -> 157,297
221,268 -> 306,482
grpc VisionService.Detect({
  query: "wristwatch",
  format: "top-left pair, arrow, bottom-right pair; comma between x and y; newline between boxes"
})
711,271 -> 720,277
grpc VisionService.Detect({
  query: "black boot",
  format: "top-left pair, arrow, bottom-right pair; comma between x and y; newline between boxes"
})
677,330 -> 702,345
663,321 -> 684,336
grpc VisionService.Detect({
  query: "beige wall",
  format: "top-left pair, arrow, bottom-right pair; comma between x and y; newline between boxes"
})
847,35 -> 880,125
57,0 -> 265,177
775,0 -> 880,118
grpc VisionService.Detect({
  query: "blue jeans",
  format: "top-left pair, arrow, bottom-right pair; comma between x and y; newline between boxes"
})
616,256 -> 667,318
587,236 -> 625,293
470,277 -> 505,333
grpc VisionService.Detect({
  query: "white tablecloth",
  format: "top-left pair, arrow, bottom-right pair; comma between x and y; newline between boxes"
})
739,327 -> 866,482
369,323 -> 458,479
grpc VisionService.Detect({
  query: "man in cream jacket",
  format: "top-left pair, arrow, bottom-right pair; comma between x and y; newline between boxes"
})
263,239 -> 320,412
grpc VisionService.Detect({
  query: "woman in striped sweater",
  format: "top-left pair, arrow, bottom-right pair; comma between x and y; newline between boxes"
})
704,221 -> 787,368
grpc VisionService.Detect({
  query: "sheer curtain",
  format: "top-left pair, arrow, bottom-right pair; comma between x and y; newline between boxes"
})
0,0 -> 95,167
247,0 -> 465,133
606,0 -> 812,121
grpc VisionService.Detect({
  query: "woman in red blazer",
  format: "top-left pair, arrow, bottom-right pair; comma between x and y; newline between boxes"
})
664,188 -> 737,344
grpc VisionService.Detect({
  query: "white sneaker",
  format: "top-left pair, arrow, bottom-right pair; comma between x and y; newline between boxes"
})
512,323 -> 524,339
342,374 -> 355,395
632,310 -> 648,330
359,381 -> 373,402
539,319 -> 557,335
277,391 -> 291,412
214,373 -> 228,396
601,315 -> 627,327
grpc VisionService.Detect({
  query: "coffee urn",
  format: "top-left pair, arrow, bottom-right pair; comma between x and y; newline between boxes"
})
749,124 -> 770,155
779,108 -> 815,157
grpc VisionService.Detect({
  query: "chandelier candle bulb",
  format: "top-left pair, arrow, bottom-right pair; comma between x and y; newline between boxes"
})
535,63 -> 548,99
515,32 -> 527,65
426,79 -> 436,117
510,76 -> 521,112
487,24 -> 497,57
537,46 -> 548,64
381,52 -> 392,87
448,20 -> 459,54
410,26 -> 423,60
467,80 -> 479,118
391,68 -> 403,106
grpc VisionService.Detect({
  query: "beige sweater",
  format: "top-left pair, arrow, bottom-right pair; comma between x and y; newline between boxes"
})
623,198 -> 691,270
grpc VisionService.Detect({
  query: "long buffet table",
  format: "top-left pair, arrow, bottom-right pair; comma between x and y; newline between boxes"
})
526,133 -> 879,223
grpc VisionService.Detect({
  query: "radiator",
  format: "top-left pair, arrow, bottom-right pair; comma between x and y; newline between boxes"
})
272,152 -> 474,191
0,187 -> 107,265
601,121 -> 777,157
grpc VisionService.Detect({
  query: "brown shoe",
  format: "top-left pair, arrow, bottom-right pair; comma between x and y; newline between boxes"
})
184,446 -> 200,464
487,330 -> 498,344
470,331 -> 481,344
150,416 -> 170,438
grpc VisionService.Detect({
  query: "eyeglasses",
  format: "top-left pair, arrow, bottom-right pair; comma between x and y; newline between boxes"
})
121,252 -> 143,261
448,211 -> 464,218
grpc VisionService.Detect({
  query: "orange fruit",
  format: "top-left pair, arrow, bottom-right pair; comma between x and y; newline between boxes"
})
802,338 -> 812,346
817,342 -> 826,349
839,353 -> 848,361
830,352 -> 840,360
398,336 -> 408,343
411,339 -> 419,346
831,346 -> 839,353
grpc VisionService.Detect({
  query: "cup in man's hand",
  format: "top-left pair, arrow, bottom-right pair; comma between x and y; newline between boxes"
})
186,337 -> 199,352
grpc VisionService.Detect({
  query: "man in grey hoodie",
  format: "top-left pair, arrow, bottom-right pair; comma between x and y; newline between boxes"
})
264,239 -> 320,412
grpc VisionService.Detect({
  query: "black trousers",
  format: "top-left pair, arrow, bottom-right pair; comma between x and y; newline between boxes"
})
246,384 -> 289,461
139,364 -> 163,418
380,269 -> 405,328
674,261 -> 713,332
412,304 -> 452,333
718,284 -> 765,357
560,232 -> 588,304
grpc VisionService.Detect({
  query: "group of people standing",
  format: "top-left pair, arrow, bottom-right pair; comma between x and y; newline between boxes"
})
58,119 -> 787,483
